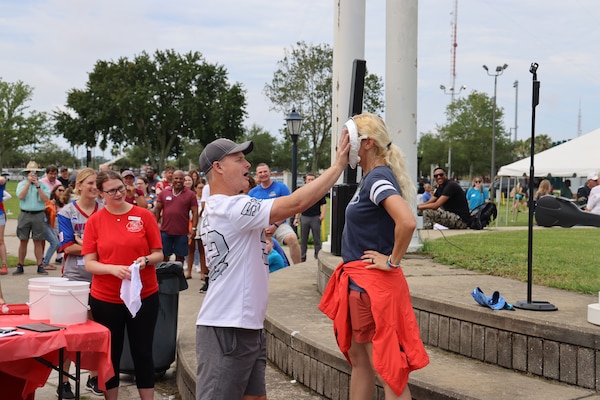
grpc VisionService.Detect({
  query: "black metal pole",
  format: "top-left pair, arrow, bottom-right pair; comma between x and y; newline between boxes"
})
490,74 -> 497,200
514,63 -> 557,311
291,134 -> 298,193
291,134 -> 298,231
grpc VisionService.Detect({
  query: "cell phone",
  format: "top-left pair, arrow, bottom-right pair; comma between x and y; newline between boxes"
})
0,327 -> 16,334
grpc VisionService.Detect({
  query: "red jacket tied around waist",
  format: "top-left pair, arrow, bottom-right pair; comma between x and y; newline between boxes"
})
318,260 -> 429,396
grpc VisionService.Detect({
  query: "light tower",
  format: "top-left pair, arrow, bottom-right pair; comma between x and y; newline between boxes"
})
439,0 -> 464,179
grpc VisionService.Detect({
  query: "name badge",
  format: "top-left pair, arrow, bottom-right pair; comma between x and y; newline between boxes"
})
166,196 -> 173,201
128,216 -> 141,221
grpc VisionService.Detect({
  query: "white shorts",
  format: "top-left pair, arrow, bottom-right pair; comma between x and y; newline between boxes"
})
273,222 -> 295,244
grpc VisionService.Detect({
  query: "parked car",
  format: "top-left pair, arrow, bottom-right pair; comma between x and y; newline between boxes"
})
1,169 -> 24,181
492,177 -> 527,197
458,179 -> 471,192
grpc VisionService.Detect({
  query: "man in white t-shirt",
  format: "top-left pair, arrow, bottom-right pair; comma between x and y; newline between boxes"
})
585,173 -> 600,214
195,135 -> 349,400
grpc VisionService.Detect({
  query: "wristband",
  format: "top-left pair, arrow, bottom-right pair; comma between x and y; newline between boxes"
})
35,185 -> 40,189
273,223 -> 280,228
387,255 -> 401,269
144,256 -> 150,266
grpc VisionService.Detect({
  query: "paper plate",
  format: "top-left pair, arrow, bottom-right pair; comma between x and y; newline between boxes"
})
345,118 -> 360,169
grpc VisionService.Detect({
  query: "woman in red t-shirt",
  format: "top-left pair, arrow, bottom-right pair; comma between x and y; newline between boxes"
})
82,170 -> 163,400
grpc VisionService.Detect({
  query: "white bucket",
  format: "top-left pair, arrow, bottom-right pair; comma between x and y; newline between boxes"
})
49,281 -> 91,325
28,277 -> 69,320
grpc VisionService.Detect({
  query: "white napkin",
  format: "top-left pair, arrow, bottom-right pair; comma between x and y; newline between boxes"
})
120,262 -> 143,317
433,223 -> 449,230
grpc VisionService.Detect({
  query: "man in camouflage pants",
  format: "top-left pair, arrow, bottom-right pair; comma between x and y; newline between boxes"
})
418,167 -> 471,229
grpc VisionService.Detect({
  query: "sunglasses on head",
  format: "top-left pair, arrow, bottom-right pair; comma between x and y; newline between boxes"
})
433,173 -> 445,178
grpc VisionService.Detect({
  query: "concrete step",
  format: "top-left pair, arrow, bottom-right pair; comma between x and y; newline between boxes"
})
411,347 -> 600,400
265,260 -> 600,400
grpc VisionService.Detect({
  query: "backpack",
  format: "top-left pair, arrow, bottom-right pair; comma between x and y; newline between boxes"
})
469,202 -> 497,230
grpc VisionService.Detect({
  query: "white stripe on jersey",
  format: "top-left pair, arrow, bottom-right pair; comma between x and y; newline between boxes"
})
369,179 -> 397,204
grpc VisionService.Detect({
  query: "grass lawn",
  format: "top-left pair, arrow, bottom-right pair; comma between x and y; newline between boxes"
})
2,180 -> 37,267
421,227 -> 600,295
3,180 -> 21,220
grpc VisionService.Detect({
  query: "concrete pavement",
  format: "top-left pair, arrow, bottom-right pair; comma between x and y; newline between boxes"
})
0,218 -> 323,400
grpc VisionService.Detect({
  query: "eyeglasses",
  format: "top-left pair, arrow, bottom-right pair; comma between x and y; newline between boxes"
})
433,173 -> 445,178
102,185 -> 126,196
475,180 -> 482,183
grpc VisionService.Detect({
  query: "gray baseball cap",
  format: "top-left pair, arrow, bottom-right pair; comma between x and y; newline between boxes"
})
199,138 -> 253,174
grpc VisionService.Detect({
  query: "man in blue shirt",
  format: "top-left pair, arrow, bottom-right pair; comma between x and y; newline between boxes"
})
248,163 -> 301,264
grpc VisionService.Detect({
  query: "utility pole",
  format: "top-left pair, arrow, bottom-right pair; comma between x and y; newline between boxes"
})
513,80 -> 518,141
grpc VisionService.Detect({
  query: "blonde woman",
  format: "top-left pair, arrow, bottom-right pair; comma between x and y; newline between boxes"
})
57,168 -> 103,397
319,113 -> 428,400
535,179 -> 552,201
511,181 -> 527,221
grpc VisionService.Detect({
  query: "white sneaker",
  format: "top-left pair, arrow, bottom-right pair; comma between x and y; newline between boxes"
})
194,264 -> 201,273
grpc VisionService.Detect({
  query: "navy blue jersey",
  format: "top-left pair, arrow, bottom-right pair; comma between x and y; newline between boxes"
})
341,166 -> 400,263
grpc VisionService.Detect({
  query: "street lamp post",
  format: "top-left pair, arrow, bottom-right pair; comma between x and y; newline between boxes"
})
483,63 -> 508,199
513,80 -> 519,141
440,84 -> 466,179
285,108 -> 303,193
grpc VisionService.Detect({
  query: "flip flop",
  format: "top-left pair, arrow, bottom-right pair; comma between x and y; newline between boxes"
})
471,287 -> 489,307
488,291 -> 507,310
472,287 -> 513,311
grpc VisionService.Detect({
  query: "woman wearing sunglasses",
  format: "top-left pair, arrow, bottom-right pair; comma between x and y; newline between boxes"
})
466,177 -> 489,211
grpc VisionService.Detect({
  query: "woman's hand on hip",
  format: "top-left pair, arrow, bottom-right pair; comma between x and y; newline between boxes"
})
361,251 -> 391,271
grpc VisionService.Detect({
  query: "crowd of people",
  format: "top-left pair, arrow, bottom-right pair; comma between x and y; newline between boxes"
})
4,123 -> 598,399
416,170 -> 600,229
0,153 -> 348,398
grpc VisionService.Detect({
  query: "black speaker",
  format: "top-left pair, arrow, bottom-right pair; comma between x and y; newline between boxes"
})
344,59 -> 366,185
331,183 -> 358,256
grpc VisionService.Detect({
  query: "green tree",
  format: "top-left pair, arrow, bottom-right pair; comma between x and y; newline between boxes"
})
417,132 -> 447,177
512,135 -> 553,160
26,144 -> 79,169
54,50 -> 247,172
242,124 -> 281,169
264,41 -> 384,172
432,90 -> 513,180
0,78 -> 52,169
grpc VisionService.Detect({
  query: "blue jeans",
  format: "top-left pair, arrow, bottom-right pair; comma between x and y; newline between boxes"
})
42,224 -> 60,266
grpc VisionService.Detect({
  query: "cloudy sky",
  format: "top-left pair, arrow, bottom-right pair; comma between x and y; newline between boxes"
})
1,0 -> 599,158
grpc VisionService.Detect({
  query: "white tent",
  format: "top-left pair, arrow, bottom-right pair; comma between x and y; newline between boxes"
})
497,128 -> 600,177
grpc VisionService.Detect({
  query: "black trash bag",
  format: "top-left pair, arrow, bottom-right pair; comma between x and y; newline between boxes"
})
155,261 -> 188,292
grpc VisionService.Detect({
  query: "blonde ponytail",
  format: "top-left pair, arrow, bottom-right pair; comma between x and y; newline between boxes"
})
353,113 -> 416,208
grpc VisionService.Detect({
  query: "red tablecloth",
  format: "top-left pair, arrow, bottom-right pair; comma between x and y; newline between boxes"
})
0,315 -> 113,399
